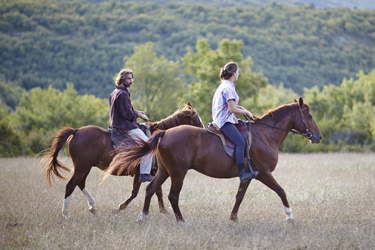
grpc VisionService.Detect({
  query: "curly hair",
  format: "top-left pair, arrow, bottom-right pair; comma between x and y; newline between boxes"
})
219,62 -> 238,80
115,69 -> 133,87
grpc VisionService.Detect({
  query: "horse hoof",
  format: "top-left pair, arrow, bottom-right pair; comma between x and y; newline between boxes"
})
62,213 -> 71,220
112,208 -> 121,214
286,217 -> 295,224
89,208 -> 97,215
136,212 -> 147,223
229,214 -> 238,223
178,221 -> 190,227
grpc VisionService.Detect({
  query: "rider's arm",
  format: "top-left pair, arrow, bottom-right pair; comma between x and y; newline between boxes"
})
228,100 -> 254,119
134,110 -> 149,121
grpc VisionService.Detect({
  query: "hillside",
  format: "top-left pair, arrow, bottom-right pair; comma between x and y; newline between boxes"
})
1,0 -> 375,100
300,0 -> 375,9
86,0 -> 375,10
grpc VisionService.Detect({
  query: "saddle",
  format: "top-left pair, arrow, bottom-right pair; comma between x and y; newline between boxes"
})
108,122 -> 151,149
206,120 -> 252,159
108,125 -> 157,175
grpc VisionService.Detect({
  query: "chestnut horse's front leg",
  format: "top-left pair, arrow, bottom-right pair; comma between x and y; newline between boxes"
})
113,174 -> 141,213
230,180 -> 252,222
114,174 -> 166,214
257,171 -> 294,221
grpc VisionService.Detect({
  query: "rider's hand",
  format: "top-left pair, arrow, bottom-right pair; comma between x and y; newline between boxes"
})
246,111 -> 254,120
136,111 -> 149,121
140,114 -> 149,121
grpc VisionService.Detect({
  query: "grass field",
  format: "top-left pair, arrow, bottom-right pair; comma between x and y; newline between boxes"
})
0,153 -> 374,249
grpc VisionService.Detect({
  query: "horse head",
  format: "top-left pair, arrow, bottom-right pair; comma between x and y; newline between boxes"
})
294,97 -> 323,144
148,102 -> 204,131
185,102 -> 205,128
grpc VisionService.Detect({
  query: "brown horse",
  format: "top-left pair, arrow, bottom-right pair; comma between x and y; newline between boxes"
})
107,97 -> 322,223
40,102 -> 204,219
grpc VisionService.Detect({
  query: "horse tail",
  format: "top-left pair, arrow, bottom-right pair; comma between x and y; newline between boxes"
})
104,130 -> 166,179
40,127 -> 75,187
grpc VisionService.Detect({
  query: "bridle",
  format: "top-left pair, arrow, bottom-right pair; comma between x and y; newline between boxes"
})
245,105 -> 313,139
193,113 -> 205,129
297,105 -> 313,139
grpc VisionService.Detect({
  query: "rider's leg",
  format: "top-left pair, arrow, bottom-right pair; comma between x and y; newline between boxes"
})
221,123 -> 257,183
128,128 -> 153,182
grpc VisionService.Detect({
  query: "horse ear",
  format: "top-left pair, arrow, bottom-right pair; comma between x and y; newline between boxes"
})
294,98 -> 297,103
299,97 -> 304,107
187,101 -> 192,107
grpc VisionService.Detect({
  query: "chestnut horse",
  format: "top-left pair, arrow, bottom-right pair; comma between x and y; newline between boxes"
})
40,102 -> 204,219
107,97 -> 322,223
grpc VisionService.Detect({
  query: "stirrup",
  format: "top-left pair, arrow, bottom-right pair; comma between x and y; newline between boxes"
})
246,157 -> 258,177
239,169 -> 256,183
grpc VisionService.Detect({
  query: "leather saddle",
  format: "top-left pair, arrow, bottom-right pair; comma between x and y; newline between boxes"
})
206,120 -> 252,159
108,124 -> 157,175
108,122 -> 151,149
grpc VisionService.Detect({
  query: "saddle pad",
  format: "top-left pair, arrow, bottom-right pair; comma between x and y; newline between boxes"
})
207,121 -> 248,149
108,127 -> 134,149
109,125 -> 151,149
206,120 -> 252,159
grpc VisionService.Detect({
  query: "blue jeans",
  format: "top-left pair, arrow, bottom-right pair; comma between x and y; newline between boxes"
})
221,122 -> 245,165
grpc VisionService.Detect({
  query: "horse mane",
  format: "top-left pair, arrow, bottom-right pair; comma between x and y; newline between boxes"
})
149,104 -> 198,131
257,103 -> 299,124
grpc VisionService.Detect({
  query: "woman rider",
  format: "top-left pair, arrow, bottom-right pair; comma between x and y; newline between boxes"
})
212,62 -> 258,183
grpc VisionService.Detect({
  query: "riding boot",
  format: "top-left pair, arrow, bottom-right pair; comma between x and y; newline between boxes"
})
237,163 -> 256,183
139,173 -> 153,182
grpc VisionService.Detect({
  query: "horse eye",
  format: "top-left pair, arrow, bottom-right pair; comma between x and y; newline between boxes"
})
308,115 -> 312,119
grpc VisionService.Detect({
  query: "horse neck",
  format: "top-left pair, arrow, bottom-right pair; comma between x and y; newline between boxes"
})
152,114 -> 189,131
257,106 -> 298,147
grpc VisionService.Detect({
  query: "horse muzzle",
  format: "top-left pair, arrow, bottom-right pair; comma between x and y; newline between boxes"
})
309,133 -> 323,144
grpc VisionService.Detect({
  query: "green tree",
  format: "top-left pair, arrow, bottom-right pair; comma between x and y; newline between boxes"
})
305,69 -> 375,149
0,100 -> 22,157
11,83 -> 108,154
182,39 -> 267,123
243,83 -> 297,116
0,81 -> 24,111
122,42 -> 185,121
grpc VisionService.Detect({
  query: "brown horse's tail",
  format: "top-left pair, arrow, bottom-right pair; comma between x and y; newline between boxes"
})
104,130 -> 166,179
40,127 -> 75,187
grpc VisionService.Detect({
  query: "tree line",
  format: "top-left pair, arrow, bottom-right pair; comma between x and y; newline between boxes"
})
1,39 -> 374,157
1,0 -> 375,108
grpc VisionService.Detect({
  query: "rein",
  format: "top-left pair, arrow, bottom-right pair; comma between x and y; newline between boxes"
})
244,105 -> 312,139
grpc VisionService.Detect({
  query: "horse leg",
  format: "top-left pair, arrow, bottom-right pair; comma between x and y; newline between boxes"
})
155,186 -> 167,214
114,175 -> 165,214
62,171 -> 90,219
138,167 -> 169,222
258,172 -> 294,221
77,171 -> 96,215
230,180 -> 252,222
168,176 -> 186,223
113,174 -> 142,214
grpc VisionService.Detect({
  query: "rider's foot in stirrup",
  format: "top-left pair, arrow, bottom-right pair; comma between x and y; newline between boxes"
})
239,169 -> 257,183
139,174 -> 153,183
250,170 -> 258,179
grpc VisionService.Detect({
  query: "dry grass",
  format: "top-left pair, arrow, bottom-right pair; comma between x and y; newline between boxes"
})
0,153 -> 374,249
